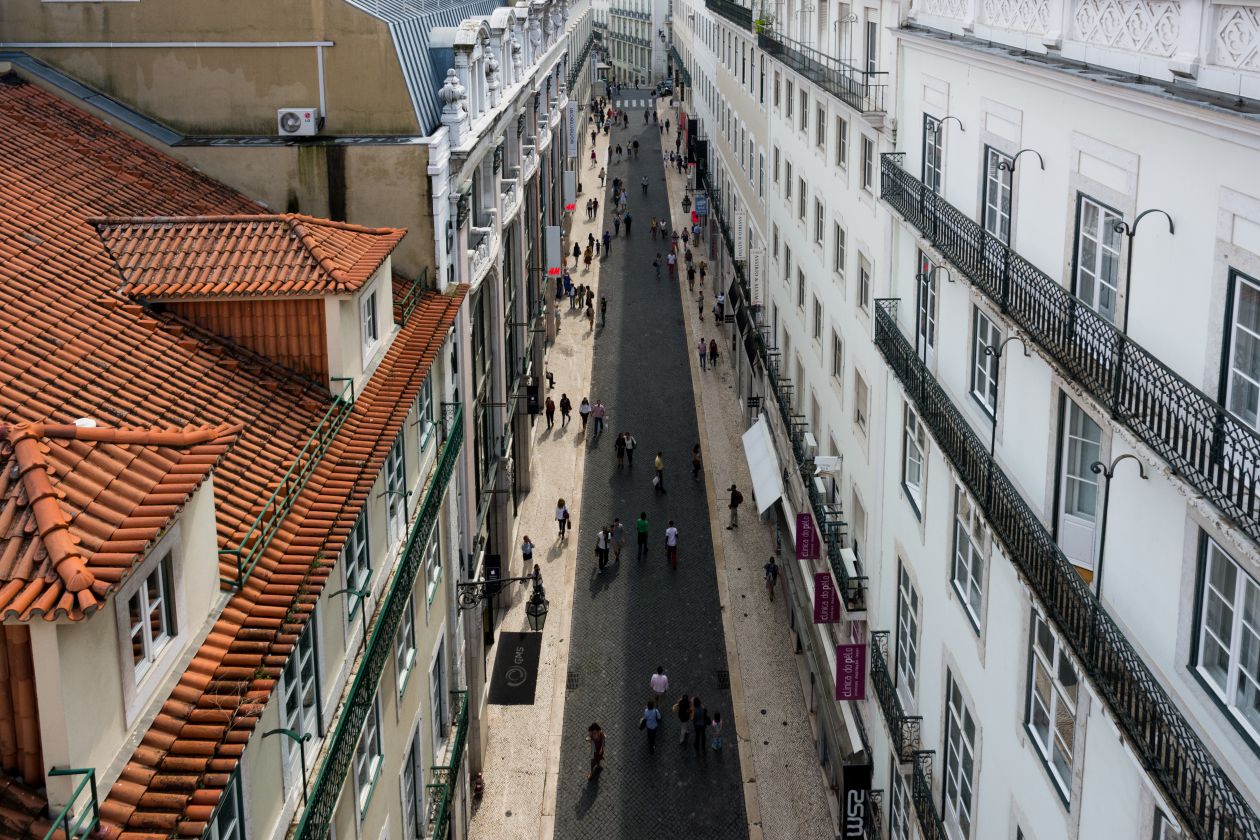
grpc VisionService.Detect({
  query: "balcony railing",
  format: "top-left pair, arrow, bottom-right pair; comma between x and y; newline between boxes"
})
398,267 -> 429,326
427,690 -> 471,837
705,0 -> 752,29
568,30 -> 597,89
669,45 -> 692,85
869,632 -> 922,762
44,768 -> 99,840
873,300 -> 1260,840
294,406 -> 464,840
880,153 -> 1260,549
910,752 -> 948,840
220,377 -> 355,589
757,29 -> 886,114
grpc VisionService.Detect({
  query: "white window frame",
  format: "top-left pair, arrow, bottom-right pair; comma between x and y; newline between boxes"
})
115,530 -> 186,724
1074,194 -> 1123,323
859,257 -> 872,312
854,370 -> 869,434
386,434 -> 407,544
1196,536 -> 1260,740
797,178 -> 807,221
901,403 -> 927,515
952,488 -> 988,630
785,160 -> 793,203
344,514 -> 371,617
797,270 -> 806,309
414,375 -> 436,452
424,533 -> 442,605
396,595 -> 418,698
917,251 -> 939,367
890,764 -> 912,840
361,287 -> 381,359
831,332 -> 844,384
280,616 -> 322,771
1224,269 -> 1260,431
127,556 -> 174,682
208,771 -> 246,840
401,721 -> 427,839
861,136 -> 875,193
1026,609 -> 1079,798
943,671 -> 978,839
800,89 -> 809,132
895,562 -> 920,701
813,297 -> 823,340
355,696 -> 385,816
816,105 -> 827,148
834,223 -> 847,278
836,116 -> 849,170
983,147 -> 1013,245
970,308 -> 1001,415
922,114 -> 944,193
814,198 -> 825,245
429,638 -> 449,762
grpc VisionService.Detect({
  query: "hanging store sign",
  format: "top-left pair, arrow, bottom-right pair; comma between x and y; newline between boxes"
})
814,572 -> 841,624
840,763 -> 873,838
545,225 -> 563,277
563,170 -> 577,212
796,512 -> 819,560
749,247 -> 765,308
733,208 -> 747,260
566,101 -> 578,158
693,193 -> 708,216
835,643 -> 867,701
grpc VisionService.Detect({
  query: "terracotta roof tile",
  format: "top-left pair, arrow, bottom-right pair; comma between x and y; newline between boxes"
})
0,422 -> 239,620
93,215 -> 406,299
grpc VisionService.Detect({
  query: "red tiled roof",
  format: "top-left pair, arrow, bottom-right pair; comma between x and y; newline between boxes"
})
93,214 -> 406,299
0,422 -> 239,621
0,75 -> 468,838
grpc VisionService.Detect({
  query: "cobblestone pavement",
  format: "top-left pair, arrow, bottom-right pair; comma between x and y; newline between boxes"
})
552,92 -> 750,840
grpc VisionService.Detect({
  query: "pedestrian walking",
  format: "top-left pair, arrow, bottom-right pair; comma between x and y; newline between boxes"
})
649,666 -> 669,704
687,264 -> 696,290
666,252 -> 676,276
635,511 -> 650,559
587,287 -> 595,309
642,702 -> 662,754
697,338 -> 707,370
716,291 -> 726,319
698,289 -> 705,321
586,723 -> 605,780
615,432 -> 627,468
692,697 -> 708,755
586,302 -> 595,331
611,517 -> 625,562
764,556 -> 779,600
592,400 -> 606,435
595,525 -> 610,572
653,254 -> 662,279
556,498 -> 571,539
545,396 -> 556,428
599,295 -> 608,326
599,167 -> 606,186
522,535 -> 534,568
590,148 -> 597,167
624,212 -> 632,235
653,452 -> 666,493
709,339 -> 719,368
665,520 -> 679,569
674,695 -> 691,744
642,176 -> 649,195
650,217 -> 658,238
613,216 -> 621,236
691,444 -> 702,480
728,484 -> 744,528
633,139 -> 640,158
710,711 -> 724,751
603,230 -> 612,256
579,397 -> 592,432
624,432 -> 637,465
559,393 -> 572,427
682,228 -> 690,247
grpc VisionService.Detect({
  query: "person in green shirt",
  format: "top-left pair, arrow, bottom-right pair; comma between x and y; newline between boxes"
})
635,512 -> 650,560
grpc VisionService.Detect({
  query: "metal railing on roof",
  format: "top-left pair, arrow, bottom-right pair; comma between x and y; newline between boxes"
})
293,406 -> 464,840
44,768 -> 99,840
873,299 -> 1260,840
426,690 -> 470,838
705,0 -> 752,28
398,267 -> 429,326
880,152 -> 1260,549
219,377 -> 355,589
756,28 -> 886,114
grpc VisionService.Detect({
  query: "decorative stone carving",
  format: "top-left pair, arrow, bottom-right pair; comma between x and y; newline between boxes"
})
1216,4 -> 1260,70
528,3 -> 545,60
456,190 -> 471,227
485,39 -> 502,101
494,142 -> 504,173
922,0 -> 968,20
1072,0 -> 1180,57
517,112 -> 526,136
983,0 -> 1049,33
439,68 -> 470,142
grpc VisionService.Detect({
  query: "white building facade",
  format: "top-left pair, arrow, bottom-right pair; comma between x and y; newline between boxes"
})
672,0 -> 1260,836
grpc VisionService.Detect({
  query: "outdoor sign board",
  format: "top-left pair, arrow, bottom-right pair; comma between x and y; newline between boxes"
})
835,643 -> 867,701
545,225 -> 562,277
814,572 -> 841,624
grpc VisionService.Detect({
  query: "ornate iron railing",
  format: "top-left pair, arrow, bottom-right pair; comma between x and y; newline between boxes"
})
293,406 -> 464,840
398,268 -> 429,326
880,152 -> 1260,549
866,789 -> 884,840
44,768 -> 99,840
869,632 -> 922,762
911,752 -> 947,840
874,300 -> 1260,840
756,29 -> 886,114
669,45 -> 691,85
427,690 -> 471,837
220,377 -> 355,589
705,0 -> 752,28
568,30 -> 597,89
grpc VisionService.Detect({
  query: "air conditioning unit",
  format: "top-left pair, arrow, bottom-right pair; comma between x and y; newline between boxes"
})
277,107 -> 320,137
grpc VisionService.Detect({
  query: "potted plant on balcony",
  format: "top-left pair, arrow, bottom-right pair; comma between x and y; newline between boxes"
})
754,15 -> 772,33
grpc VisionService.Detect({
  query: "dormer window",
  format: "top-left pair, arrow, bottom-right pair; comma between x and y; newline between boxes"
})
129,555 -> 174,679
362,288 -> 381,358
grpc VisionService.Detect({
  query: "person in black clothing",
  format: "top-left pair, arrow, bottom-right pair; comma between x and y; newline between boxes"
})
691,697 -> 708,756
559,393 -> 573,427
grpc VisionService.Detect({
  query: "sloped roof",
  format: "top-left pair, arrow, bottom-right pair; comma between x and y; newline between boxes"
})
0,422 -> 239,621
94,215 -> 406,299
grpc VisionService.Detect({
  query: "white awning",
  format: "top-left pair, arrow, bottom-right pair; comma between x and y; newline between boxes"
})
741,416 -> 785,515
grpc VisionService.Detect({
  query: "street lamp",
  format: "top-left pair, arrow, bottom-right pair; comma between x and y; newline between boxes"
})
983,335 -> 1030,457
1089,453 -> 1148,602
993,148 -> 1045,174
1112,209 -> 1175,334
262,729 -> 313,804
681,194 -> 692,215
329,583 -> 371,657
457,571 -> 550,631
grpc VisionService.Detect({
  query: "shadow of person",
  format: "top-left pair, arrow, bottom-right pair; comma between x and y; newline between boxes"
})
574,771 -> 601,818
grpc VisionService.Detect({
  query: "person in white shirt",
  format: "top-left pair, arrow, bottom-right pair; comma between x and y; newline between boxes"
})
665,520 -> 679,569
596,526 -> 610,571
649,666 -> 669,704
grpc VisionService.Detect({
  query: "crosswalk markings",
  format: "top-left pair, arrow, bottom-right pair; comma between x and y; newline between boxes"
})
613,99 -> 650,108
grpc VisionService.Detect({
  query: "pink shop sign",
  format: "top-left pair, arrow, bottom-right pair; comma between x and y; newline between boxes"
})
796,512 -> 819,561
814,572 -> 841,624
836,643 -> 867,701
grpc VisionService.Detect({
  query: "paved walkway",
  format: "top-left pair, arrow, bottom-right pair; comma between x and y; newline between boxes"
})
552,92 -> 749,840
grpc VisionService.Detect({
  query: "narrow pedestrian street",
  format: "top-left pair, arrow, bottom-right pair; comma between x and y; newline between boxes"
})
552,93 -> 749,839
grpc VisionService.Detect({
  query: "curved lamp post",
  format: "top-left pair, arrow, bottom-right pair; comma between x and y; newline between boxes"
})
263,728 -> 313,804
1089,453 -> 1148,602
457,571 -> 550,631
994,148 -> 1045,174
1112,209 -> 1174,334
983,335 -> 1031,457
329,583 -> 371,657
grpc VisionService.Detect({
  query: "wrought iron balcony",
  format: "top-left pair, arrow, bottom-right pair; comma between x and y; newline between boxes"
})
567,31 -> 597,89
398,267 -> 430,326
705,0 -> 752,29
880,153 -> 1260,549
757,29 -> 886,115
427,690 -> 471,837
910,752 -> 948,840
669,45 -> 692,85
873,300 -> 1260,840
869,632 -> 922,762
293,406 -> 465,840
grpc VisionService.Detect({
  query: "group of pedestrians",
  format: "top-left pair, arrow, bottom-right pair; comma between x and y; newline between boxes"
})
638,667 -> 724,758
542,393 -> 607,435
